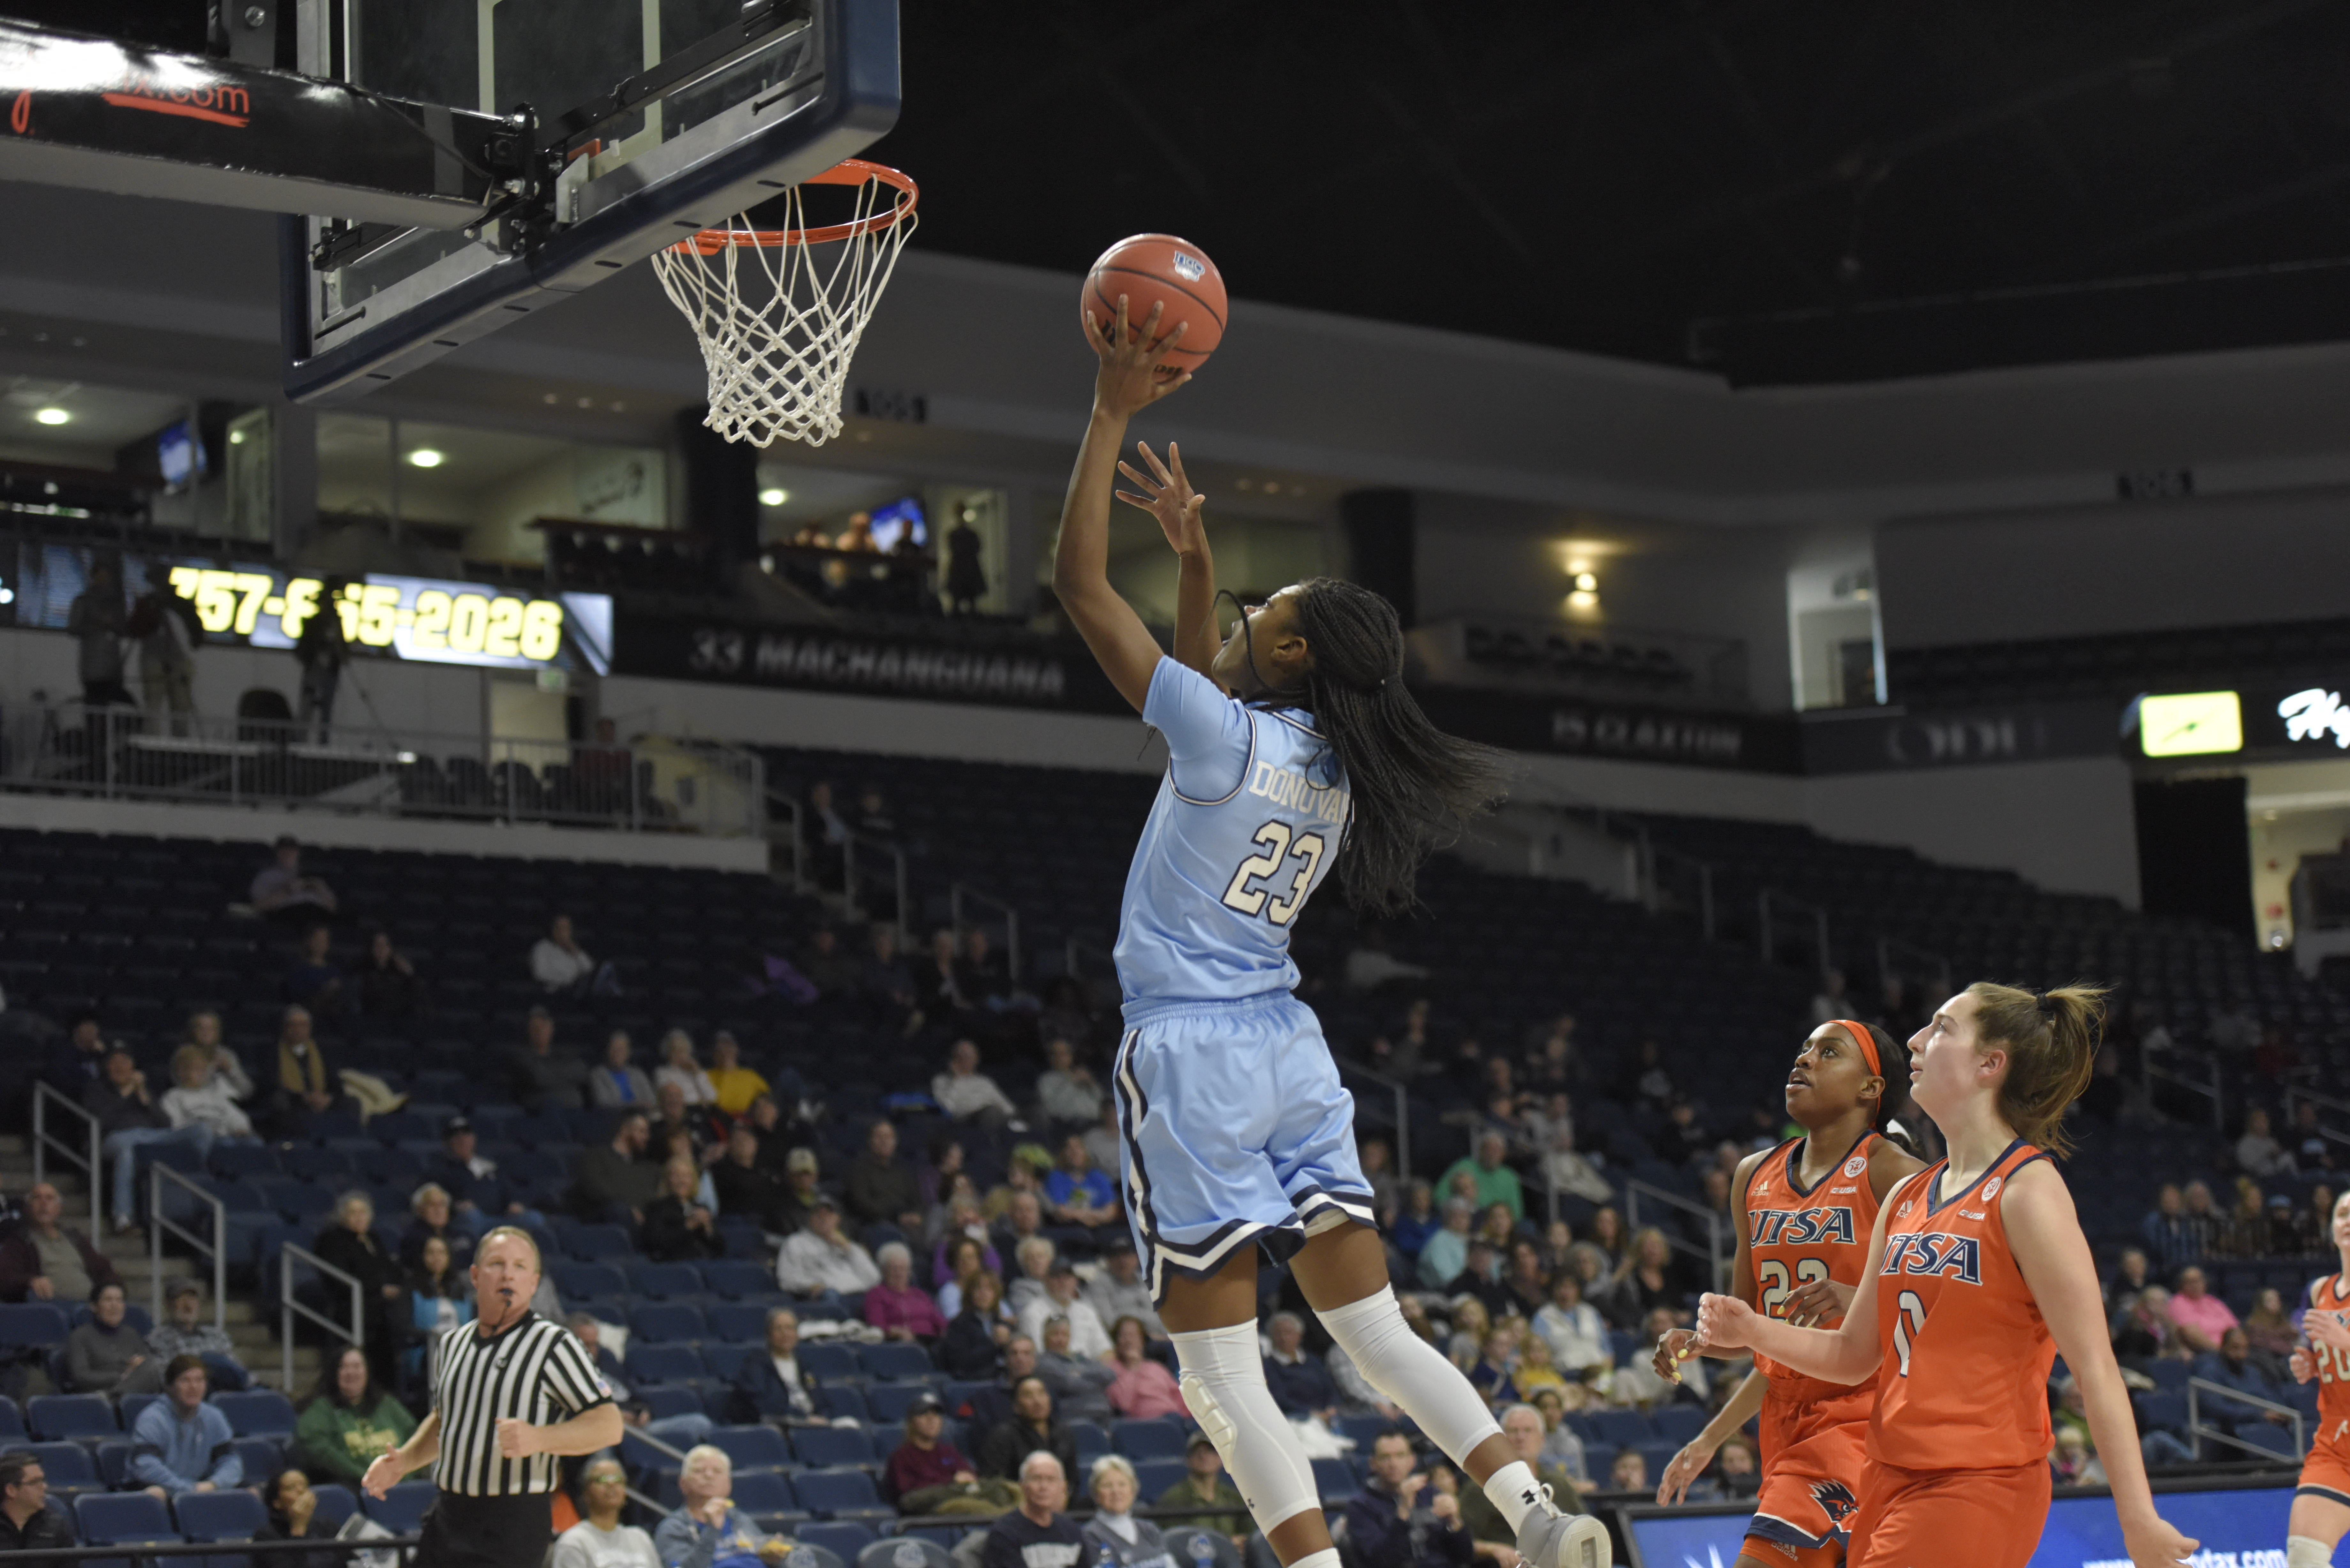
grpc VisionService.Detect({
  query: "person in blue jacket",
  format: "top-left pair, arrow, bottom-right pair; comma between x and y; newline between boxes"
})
130,1355 -> 241,1500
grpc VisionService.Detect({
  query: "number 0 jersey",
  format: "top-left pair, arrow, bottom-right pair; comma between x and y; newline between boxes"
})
1745,1131 -> 1887,1402
1868,1139 -> 2055,1471
1116,658 -> 1352,1013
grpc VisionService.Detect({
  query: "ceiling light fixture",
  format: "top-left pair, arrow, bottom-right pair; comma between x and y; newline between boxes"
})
759,488 -> 788,506
33,407 -> 69,426
406,449 -> 444,469
1573,572 -> 1598,592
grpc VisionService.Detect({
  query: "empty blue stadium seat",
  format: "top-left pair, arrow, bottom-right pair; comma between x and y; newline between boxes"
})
214,1391 -> 298,1437
2146,1360 -> 2189,1391
860,1343 -> 934,1382
820,1384 -> 872,1425
708,1303 -> 777,1341
791,1427 -> 875,1470
2234,1421 -> 2298,1459
27,1394 -> 118,1441
1651,1407 -> 1707,1446
361,1480 -> 437,1534
176,1486 -> 269,1539
1588,1409 -> 1652,1449
794,1342 -> 860,1381
2138,1391 -> 2191,1437
702,1262 -> 780,1301
625,1346 -> 707,1385
863,1383 -> 933,1423
76,1490 -> 177,1553
308,1483 -> 358,1533
0,1398 -> 22,1441
94,1440 -> 136,1491
792,1470 -> 892,1521
707,1424 -> 792,1474
118,1393 -> 164,1431
563,1225 -> 633,1261
1132,1457 -> 1186,1499
629,1262 -> 706,1300
631,1303 -> 707,1343
1309,1456 -> 1358,1503
1112,1418 -> 1187,1460
730,1471 -> 801,1516
232,1438 -> 281,1484
552,1263 -> 629,1300
1068,1421 -> 1108,1461
799,1525 -> 876,1562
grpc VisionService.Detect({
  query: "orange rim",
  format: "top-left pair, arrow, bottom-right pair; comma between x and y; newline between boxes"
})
672,158 -> 918,254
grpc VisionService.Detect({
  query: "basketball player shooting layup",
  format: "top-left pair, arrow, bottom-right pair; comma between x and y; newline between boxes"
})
1051,293 -> 1610,1568
1690,985 -> 2196,1568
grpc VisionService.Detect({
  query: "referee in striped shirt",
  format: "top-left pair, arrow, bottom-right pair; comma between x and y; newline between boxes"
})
362,1227 -> 621,1567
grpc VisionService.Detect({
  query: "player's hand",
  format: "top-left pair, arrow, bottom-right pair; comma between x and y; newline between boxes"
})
494,1418 -> 540,1459
1086,295 -> 1191,417
1694,1293 -> 1758,1351
360,1452 -> 405,1499
1652,1328 -> 1700,1381
1654,1439 -> 1717,1507
1783,1277 -> 1854,1328
2308,1311 -> 2350,1355
2121,1512 -> 2197,1567
1115,440 -> 1206,556
2292,1346 -> 2317,1383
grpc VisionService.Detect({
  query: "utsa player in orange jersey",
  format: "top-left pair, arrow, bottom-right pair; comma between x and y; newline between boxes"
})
2285,1189 -> 2350,1568
1690,983 -> 2197,1568
1650,1019 -> 1924,1568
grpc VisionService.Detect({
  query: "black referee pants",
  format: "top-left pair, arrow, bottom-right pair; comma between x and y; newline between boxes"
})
415,1490 -> 553,1568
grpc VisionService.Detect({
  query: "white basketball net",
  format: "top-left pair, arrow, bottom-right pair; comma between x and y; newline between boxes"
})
651,164 -> 918,448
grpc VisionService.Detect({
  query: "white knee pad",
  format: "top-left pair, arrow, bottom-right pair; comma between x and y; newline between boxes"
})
1317,1286 -> 1502,1465
1171,1323 -> 1323,1531
2289,1536 -> 2334,1568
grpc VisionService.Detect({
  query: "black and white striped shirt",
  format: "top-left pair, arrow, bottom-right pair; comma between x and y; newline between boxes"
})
429,1311 -> 611,1496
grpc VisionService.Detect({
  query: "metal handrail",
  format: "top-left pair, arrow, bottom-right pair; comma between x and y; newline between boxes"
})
2144,1038 -> 2226,1135
0,1541 -> 420,1563
32,1081 -> 104,1238
1333,1056 -> 1413,1186
1642,841 -> 1717,941
1621,1177 -> 1732,1292
765,790 -> 807,890
950,882 -> 1024,983
2281,1085 -> 2350,1150
281,1242 -> 366,1391
842,829 -> 910,935
1757,888 -> 1832,978
150,1163 -> 227,1331
1874,933 -> 1953,1003
1064,935 -> 1115,980
2187,1376 -> 2306,1459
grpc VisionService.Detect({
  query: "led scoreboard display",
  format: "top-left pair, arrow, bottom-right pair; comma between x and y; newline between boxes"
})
166,568 -> 572,668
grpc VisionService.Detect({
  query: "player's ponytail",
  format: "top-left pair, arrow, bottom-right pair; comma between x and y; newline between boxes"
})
1965,980 -> 2106,1157
1263,578 -> 1512,915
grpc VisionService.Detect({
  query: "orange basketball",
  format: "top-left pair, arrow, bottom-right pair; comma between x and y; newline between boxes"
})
1082,233 -> 1226,378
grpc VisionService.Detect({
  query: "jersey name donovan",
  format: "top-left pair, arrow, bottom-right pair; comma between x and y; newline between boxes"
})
1245,759 -> 1350,826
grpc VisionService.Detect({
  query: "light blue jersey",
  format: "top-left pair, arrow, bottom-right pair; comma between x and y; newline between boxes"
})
1114,658 -> 1352,1014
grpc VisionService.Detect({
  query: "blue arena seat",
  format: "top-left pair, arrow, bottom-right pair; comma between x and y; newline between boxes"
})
858,1343 -> 934,1382
628,1262 -> 705,1299
790,1426 -> 875,1470
729,1471 -> 802,1518
800,1523 -> 879,1559
307,1485 -> 359,1531
1067,1421 -> 1109,1461
562,1225 -> 634,1261
360,1480 -> 437,1534
1111,1418 -> 1187,1460
708,1303 -> 777,1341
795,1342 -> 862,1382
862,1383 -> 932,1423
176,1487 -> 269,1540
0,1397 -> 23,1441
631,1303 -> 707,1343
707,1424 -> 792,1474
74,1490 -> 177,1552
27,1394 -> 118,1441
214,1390 -> 299,1437
702,1262 -> 780,1300
626,1345 -> 709,1385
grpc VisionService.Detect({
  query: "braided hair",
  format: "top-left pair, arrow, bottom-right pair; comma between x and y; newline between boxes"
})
1245,578 -> 1512,915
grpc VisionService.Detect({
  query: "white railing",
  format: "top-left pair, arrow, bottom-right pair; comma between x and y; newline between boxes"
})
4,703 -> 766,839
1622,1177 -> 1732,1293
150,1165 -> 228,1331
950,883 -> 1023,984
2186,1376 -> 2305,1460
31,1082 -> 103,1238
280,1243 -> 365,1391
1334,1057 -> 1414,1187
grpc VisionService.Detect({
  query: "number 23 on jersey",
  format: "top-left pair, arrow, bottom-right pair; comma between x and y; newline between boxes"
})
1221,821 -> 1327,927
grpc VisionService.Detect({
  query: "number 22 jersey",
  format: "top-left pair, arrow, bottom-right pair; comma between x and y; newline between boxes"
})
1869,1139 -> 2056,1470
1115,658 -> 1352,1012
1746,1131 -> 1888,1402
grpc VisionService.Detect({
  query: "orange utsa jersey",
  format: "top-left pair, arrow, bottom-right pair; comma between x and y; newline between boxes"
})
1869,1139 -> 2056,1471
2308,1272 -> 2350,1446
1746,1131 -> 1887,1402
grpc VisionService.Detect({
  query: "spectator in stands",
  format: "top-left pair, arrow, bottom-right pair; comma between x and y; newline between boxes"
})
1607,1448 -> 1647,1493
129,1354 -> 239,1499
2104,1247 -> 2152,1315
159,1045 -> 255,1148
1084,1241 -> 1161,1340
250,836 -> 337,926
2294,1101 -> 2334,1173
2201,1326 -> 2288,1428
706,1032 -> 769,1116
994,1178 -> 1053,1264
2217,1177 -> 2275,1258
312,1191 -> 406,1385
0,1450 -> 75,1557
2050,1427 -> 2105,1489
933,1038 -> 1019,1129
572,1111 -> 665,1224
656,1445 -> 793,1568
2181,1179 -> 2223,1250
1528,1390 -> 1589,1482
1158,1432 -> 1249,1542
1262,1310 -> 1338,1424
975,1376 -> 1078,1482
0,1180 -> 118,1302
1621,1039 -> 1676,1112
509,1007 -> 588,1112
746,1095 -> 812,1178
640,1156 -> 723,1263
1532,1271 -> 1609,1373
405,1235 -> 473,1385
967,1336 -> 1040,1436
254,1469 -> 338,1568
796,924 -> 857,999
1020,1258 -> 1111,1360
863,1241 -> 947,1342
860,923 -> 918,1027
1034,1036 -> 1102,1130
1083,1454 -> 1175,1568
654,1031 -> 717,1106
2307,1186 -> 2342,1256
1417,1197 -> 1475,1292
914,928 -> 974,1028
147,1278 -> 247,1391
1460,1404 -> 1580,1550
1344,1430 -> 1474,1568
533,914 -> 619,997
648,1082 -> 725,1179
43,1010 -> 115,1101
1607,1227 -> 1695,1328
589,1031 -> 653,1109
2245,1288 -> 2299,1375
1104,1315 -> 1182,1419
179,1010 -> 252,1099
1613,1306 -> 1704,1409
1390,1182 -> 1440,1265
776,1195 -> 880,1301
1437,1131 -> 1525,1225
292,1344 -> 418,1487
1006,1233 -> 1056,1315
284,923 -> 347,1015
729,1307 -> 827,1427
1501,1238 -> 1550,1319
429,1117 -> 532,1234
1042,1135 -> 1120,1252
85,1045 -> 211,1233
267,1006 -> 351,1135
710,1125 -> 790,1235
845,1119 -> 923,1234
1035,1313 -> 1116,1422
982,1450 -> 1085,1568
1807,969 -> 1848,1028
886,1391 -> 1012,1515
65,1280 -> 160,1393
942,1269 -> 1016,1379
2165,1265 -> 2240,1355
2111,1285 -> 2184,1364
352,931 -> 421,1021
555,1457 -> 661,1568
2237,1107 -> 2293,1177
776,1147 -> 826,1233
400,1183 -> 474,1271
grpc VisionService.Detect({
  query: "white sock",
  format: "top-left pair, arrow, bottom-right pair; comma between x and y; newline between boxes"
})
2288,1536 -> 2333,1568
1170,1322 -> 1324,1532
1317,1287 -> 1505,1466
1481,1459 -> 1548,1532
1287,1551 -> 1341,1568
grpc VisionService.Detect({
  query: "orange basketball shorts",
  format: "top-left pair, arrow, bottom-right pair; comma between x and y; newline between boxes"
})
1846,1456 -> 2051,1568
1746,1382 -> 1873,1554
2297,1428 -> 2350,1507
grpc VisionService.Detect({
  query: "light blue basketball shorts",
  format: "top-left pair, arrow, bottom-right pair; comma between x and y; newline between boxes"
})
1113,991 -> 1377,1305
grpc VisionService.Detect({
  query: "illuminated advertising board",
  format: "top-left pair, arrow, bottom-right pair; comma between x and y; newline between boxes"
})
2138,690 -> 2245,757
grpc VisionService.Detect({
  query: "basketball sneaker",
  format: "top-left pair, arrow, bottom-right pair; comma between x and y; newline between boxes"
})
1514,1487 -> 1611,1568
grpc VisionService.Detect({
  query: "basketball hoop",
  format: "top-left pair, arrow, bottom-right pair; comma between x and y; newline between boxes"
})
651,159 -> 919,448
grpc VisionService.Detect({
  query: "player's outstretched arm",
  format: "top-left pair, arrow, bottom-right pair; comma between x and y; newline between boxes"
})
1693,1183 -> 1895,1387
1116,440 -> 1218,677
2003,1162 -> 2197,1568
1653,1368 -> 1766,1506
1054,296 -> 1192,712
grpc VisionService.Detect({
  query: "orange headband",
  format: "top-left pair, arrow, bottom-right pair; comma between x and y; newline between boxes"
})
1832,1019 -> 1881,1077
